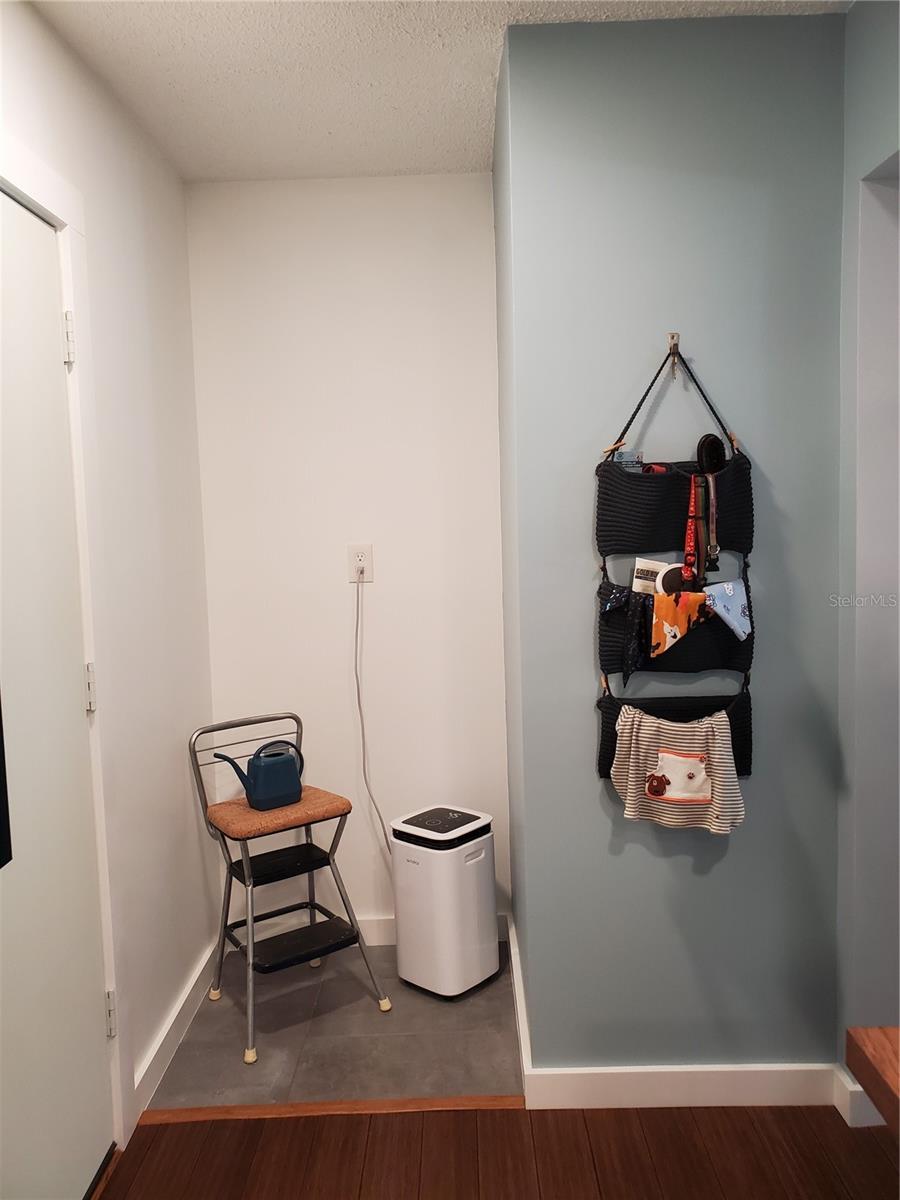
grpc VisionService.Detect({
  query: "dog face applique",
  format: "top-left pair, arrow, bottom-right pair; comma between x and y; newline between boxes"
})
645,772 -> 671,797
645,749 -> 711,803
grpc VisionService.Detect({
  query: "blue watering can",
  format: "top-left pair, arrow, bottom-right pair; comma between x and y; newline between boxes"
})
214,740 -> 304,811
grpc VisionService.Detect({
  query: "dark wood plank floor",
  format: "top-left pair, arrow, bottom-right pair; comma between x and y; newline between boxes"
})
102,1105 -> 900,1200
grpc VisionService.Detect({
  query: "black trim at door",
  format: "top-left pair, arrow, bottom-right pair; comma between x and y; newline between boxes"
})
82,1142 -> 117,1200
0,697 -> 10,869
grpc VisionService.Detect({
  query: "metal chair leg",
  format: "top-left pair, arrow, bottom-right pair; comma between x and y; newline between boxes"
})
240,842 -> 257,1064
306,826 -> 321,969
327,831 -> 391,1013
208,867 -> 233,1001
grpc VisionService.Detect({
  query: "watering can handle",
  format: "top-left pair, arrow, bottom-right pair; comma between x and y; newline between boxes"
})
255,741 -> 305,775
255,740 -> 302,759
213,742 -> 304,775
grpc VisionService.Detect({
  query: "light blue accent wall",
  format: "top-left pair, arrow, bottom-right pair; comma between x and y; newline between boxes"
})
495,15 -> 847,1066
843,1 -> 899,179
836,0 -> 899,1033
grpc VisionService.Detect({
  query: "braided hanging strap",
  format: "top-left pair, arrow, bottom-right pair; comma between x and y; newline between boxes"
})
603,350 -> 737,460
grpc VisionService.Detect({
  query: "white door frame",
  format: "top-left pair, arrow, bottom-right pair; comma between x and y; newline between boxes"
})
1,135 -> 132,1143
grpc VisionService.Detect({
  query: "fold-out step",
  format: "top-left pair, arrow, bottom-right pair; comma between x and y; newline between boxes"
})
229,842 -> 330,887
247,916 -> 358,973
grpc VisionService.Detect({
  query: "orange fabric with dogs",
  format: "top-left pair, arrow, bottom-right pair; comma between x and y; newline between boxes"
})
651,592 -> 709,657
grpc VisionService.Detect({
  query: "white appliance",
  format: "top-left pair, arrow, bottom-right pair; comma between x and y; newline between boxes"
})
391,806 -> 499,997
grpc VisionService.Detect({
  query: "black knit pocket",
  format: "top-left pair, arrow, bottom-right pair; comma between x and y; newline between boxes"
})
597,690 -> 752,779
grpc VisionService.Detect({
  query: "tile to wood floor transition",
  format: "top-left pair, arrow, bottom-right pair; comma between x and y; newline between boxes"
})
103,1104 -> 900,1200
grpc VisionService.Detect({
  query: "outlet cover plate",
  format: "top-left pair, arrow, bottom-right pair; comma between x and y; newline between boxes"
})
348,543 -> 374,582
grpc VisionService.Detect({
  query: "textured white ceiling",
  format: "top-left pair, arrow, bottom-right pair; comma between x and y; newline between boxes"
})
37,1 -> 847,181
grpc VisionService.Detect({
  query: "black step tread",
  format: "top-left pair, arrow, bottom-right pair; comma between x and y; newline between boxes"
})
251,917 -> 358,973
229,842 -> 329,887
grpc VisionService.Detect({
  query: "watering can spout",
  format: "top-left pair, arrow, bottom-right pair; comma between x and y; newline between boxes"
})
213,752 -> 250,792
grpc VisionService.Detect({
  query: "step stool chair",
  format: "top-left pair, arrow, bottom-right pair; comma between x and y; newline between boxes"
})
189,712 -> 391,1064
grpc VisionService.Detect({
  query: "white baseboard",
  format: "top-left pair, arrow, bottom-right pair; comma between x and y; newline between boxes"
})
133,939 -> 217,1114
358,912 -> 509,946
832,1063 -> 885,1127
522,1060 -> 838,1110
358,915 -> 396,946
507,917 -> 860,1116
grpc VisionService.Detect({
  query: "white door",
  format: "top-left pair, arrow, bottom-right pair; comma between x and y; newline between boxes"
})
0,194 -> 114,1199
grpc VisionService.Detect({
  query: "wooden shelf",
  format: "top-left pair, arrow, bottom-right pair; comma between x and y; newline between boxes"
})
846,1025 -> 899,1137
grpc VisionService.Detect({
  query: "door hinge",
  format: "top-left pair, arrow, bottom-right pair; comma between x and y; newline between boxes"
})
105,990 -> 117,1040
84,662 -> 97,713
62,309 -> 75,365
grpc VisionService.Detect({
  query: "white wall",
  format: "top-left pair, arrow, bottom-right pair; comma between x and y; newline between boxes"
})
1,2 -> 217,1135
187,174 -> 509,922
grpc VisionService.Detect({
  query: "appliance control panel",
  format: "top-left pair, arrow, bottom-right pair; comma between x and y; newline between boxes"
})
402,807 -> 480,835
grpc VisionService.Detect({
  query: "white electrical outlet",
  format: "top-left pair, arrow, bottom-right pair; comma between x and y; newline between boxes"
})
348,543 -> 374,582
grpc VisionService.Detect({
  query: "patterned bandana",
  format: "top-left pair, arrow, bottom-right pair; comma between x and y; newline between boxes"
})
601,584 -> 654,684
703,579 -> 751,641
651,592 -> 709,657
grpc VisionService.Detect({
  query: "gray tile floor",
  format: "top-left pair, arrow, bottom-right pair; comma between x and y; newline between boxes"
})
150,942 -> 522,1109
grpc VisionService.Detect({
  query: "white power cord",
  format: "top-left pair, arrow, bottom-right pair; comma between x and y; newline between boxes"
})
353,566 -> 392,853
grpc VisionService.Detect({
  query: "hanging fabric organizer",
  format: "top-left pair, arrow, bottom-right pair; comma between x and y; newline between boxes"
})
595,341 -> 754,833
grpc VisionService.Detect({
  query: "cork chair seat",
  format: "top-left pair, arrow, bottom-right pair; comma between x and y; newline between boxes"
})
207,786 -> 352,841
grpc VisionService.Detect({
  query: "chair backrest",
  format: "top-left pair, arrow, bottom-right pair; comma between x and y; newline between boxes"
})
188,713 -> 303,838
